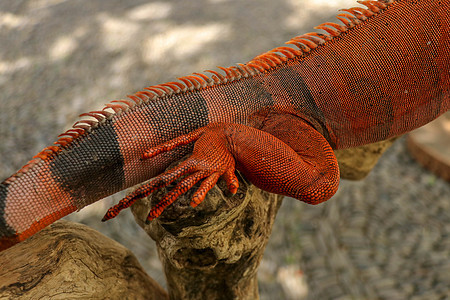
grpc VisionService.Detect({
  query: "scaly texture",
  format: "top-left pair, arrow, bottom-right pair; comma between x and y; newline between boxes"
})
1,0 -> 449,250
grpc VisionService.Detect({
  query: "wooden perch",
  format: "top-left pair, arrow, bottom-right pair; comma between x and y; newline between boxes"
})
129,139 -> 397,299
0,220 -> 168,300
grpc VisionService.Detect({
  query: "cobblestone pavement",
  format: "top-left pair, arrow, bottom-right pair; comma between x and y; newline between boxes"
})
0,1 -> 449,299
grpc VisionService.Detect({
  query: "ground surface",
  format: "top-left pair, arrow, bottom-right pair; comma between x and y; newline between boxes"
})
0,1 -> 449,299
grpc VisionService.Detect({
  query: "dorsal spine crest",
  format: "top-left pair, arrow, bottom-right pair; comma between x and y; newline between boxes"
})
3,0 -> 396,183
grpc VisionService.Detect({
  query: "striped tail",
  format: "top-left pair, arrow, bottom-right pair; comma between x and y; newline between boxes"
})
0,167 -> 78,251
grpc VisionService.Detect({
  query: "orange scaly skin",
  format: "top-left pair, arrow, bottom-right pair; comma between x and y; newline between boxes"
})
1,0 -> 449,250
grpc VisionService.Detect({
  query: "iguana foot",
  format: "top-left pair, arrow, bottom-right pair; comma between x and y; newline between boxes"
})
102,124 -> 239,223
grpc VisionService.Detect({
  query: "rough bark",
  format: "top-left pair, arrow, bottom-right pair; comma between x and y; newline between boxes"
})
0,220 -> 168,300
131,172 -> 283,300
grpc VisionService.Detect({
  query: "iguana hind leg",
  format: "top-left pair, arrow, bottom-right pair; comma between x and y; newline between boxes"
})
103,117 -> 339,222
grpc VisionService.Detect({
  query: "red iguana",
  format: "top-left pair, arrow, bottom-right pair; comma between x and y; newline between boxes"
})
0,0 -> 449,251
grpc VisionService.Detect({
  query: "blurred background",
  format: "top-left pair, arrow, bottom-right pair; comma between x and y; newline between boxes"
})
0,0 -> 449,299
